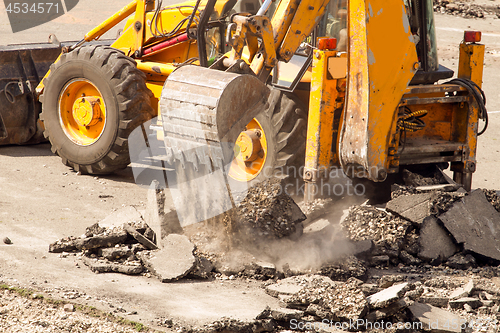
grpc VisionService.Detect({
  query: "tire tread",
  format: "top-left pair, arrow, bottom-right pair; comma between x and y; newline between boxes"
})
41,45 -> 153,174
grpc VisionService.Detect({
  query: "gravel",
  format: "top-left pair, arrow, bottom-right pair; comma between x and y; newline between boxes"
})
0,289 -> 146,333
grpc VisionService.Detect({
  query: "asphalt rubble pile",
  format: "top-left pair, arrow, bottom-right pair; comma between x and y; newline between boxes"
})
192,172 -> 500,332
48,173 -> 500,332
434,0 -> 500,18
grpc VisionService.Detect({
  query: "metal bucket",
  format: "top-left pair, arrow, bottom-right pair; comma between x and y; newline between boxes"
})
0,42 -> 62,145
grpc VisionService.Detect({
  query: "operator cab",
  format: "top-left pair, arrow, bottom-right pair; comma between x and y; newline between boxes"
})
201,0 -> 452,90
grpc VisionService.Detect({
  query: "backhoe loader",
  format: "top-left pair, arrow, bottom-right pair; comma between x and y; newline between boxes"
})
0,0 -> 486,215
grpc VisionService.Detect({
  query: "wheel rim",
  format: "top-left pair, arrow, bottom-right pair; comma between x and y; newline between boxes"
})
58,79 -> 107,146
228,118 -> 267,182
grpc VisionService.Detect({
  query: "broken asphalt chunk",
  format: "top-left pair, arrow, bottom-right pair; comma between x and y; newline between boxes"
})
449,279 -> 474,300
123,223 -> 158,250
418,216 -> 458,262
366,282 -> 409,309
386,192 -> 435,225
446,253 -> 477,270
270,308 -> 304,321
82,257 -> 143,275
265,276 -> 313,298
365,297 -> 409,321
234,178 -> 306,240
439,190 -> 500,262
449,297 -> 482,310
139,234 -> 195,282
409,302 -> 464,333
97,246 -> 133,260
49,230 -> 128,253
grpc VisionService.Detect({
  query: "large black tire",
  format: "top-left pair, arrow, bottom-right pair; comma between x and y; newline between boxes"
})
231,90 -> 307,188
40,45 -> 154,174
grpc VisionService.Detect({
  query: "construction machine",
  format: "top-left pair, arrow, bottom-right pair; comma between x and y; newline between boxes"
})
0,0 -> 486,211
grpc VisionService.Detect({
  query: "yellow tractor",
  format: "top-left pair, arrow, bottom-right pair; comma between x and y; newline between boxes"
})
0,0 -> 486,204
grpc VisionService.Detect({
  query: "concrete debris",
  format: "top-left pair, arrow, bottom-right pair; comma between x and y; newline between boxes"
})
50,210 -> 165,277
123,223 -> 158,250
199,318 -> 276,333
299,198 -> 334,221
144,180 -> 182,245
366,282 -> 409,309
439,190 -> 500,262
365,297 -> 410,321
402,168 -> 444,187
233,178 -> 306,241
448,297 -> 482,310
386,192 -> 435,225
188,256 -> 214,279
418,296 -> 449,308
49,230 -> 128,253
378,275 -> 405,288
98,205 -> 144,229
370,255 -> 390,267
243,261 -> 282,280
3,237 -> 12,244
359,283 -> 380,296
431,191 -> 466,215
399,250 -> 422,266
483,189 -> 500,213
140,234 -> 195,282
97,246 -> 133,260
255,305 -> 271,320
445,253 -> 477,270
270,308 -> 304,321
449,279 -> 474,300
319,255 -> 368,282
341,184 -> 500,270
265,277 -> 309,298
341,205 -> 411,254
281,276 -> 368,321
409,302 -> 464,333
82,257 -> 143,275
418,216 -> 458,262
351,239 -> 374,259
434,0 -> 500,19
416,183 -> 461,192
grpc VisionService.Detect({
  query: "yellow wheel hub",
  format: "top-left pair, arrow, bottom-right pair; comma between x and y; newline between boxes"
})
58,79 -> 106,146
229,118 -> 267,182
72,96 -> 102,127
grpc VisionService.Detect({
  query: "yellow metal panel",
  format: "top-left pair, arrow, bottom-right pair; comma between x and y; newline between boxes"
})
271,0 -> 300,48
458,42 -> 485,88
279,0 -> 330,62
145,81 -> 163,116
136,61 -> 176,77
132,0 -> 147,55
339,0 -> 369,176
304,50 -> 338,182
339,0 -> 418,181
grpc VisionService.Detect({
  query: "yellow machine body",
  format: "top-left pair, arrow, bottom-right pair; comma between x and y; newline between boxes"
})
24,0 -> 485,196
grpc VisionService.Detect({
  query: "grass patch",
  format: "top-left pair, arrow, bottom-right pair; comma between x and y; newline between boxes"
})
0,283 -> 161,332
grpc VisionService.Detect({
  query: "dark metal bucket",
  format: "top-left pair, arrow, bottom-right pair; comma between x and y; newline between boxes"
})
0,42 -> 62,145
